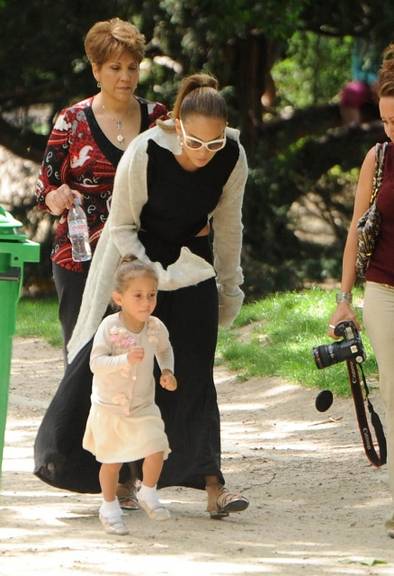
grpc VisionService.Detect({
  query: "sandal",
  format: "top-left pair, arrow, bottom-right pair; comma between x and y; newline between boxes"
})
117,480 -> 140,511
208,487 -> 249,520
118,495 -> 140,511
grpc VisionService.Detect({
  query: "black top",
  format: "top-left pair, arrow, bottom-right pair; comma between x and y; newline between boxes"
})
85,96 -> 151,167
141,137 -> 240,245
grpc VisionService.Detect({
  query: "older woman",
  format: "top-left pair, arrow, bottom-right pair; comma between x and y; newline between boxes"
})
35,17 -> 166,352
35,17 -> 166,511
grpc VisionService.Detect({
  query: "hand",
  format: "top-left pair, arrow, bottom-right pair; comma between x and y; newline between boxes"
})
160,370 -> 177,391
328,301 -> 361,338
127,346 -> 145,365
218,287 -> 244,329
45,184 -> 81,215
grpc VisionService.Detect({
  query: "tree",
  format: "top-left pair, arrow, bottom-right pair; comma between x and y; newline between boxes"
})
0,0 -> 392,294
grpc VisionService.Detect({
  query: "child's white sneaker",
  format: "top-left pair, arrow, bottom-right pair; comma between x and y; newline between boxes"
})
99,513 -> 129,535
137,495 -> 171,521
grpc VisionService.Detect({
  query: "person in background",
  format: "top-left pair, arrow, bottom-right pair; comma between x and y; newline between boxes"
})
35,17 -> 166,354
328,43 -> 394,537
66,72 -> 250,519
339,79 -> 378,125
34,16 -> 167,512
84,258 -> 177,535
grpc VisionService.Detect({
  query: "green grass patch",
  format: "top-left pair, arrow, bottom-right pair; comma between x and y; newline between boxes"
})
15,296 -> 62,347
217,287 -> 377,397
14,288 -> 377,396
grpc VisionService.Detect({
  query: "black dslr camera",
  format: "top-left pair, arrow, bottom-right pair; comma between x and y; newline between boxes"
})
313,320 -> 366,369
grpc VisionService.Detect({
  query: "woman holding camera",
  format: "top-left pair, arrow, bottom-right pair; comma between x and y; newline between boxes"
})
328,43 -> 394,537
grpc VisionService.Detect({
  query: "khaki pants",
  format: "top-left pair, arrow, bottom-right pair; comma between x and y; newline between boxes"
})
363,281 -> 394,501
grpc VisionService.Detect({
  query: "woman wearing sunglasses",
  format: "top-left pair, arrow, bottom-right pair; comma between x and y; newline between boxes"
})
37,73 -> 249,519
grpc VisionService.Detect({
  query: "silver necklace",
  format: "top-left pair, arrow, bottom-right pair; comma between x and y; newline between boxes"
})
115,119 -> 125,144
101,104 -> 128,144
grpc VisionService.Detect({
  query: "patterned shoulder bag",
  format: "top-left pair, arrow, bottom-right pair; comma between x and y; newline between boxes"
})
356,141 -> 388,279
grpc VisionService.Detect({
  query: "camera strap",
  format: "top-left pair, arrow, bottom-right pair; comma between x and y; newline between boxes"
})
346,359 -> 387,467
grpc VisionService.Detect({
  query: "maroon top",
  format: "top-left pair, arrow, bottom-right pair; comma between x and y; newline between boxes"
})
366,142 -> 394,286
35,96 -> 167,272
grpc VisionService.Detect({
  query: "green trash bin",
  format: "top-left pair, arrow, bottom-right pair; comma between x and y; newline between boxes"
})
0,205 -> 40,472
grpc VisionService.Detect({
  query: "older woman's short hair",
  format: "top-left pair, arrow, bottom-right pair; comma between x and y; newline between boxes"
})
84,17 -> 145,66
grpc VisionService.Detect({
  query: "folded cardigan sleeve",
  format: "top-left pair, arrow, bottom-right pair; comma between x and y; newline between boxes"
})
212,142 -> 248,291
211,142 -> 248,328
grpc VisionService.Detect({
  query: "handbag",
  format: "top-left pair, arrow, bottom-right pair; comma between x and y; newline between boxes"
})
356,141 -> 388,279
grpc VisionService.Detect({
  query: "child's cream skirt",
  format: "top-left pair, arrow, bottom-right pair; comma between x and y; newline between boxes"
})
83,403 -> 170,464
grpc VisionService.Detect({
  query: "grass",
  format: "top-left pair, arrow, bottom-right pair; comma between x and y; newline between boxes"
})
217,286 -> 377,397
15,296 -> 62,347
14,287 -> 377,396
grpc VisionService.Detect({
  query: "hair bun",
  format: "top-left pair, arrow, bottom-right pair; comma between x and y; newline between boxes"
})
120,255 -> 137,264
383,43 -> 394,62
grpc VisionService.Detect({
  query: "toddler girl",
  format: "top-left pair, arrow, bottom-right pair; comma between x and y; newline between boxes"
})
83,258 -> 177,535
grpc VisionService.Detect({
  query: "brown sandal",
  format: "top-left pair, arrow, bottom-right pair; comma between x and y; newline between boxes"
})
118,495 -> 140,511
117,480 -> 140,511
208,487 -> 249,520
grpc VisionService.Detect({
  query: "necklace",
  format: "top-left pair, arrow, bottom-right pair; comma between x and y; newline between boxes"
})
115,119 -> 125,144
101,104 -> 129,145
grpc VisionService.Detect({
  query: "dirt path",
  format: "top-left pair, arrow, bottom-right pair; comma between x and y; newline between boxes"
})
2,337 -> 394,576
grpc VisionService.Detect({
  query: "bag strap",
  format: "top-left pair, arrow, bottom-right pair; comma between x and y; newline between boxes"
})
370,141 -> 388,205
346,359 -> 387,467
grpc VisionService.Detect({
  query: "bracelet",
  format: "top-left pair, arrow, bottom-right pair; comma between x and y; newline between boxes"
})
336,291 -> 353,304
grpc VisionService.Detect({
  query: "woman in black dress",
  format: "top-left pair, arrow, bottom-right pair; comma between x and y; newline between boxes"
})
35,73 -> 249,518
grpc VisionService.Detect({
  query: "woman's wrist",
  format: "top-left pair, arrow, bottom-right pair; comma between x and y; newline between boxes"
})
336,291 -> 353,304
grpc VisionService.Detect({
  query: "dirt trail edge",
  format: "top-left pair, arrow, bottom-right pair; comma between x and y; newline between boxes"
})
2,337 -> 394,576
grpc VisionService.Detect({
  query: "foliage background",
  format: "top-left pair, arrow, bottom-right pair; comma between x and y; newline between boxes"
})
1,0 -> 393,297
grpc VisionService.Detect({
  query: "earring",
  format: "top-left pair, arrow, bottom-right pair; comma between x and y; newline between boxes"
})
97,81 -> 101,88
177,135 -> 183,147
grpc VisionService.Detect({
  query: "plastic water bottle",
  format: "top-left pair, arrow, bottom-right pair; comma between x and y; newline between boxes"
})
67,196 -> 92,262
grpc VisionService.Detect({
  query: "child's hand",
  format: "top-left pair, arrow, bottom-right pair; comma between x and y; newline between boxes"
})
127,346 -> 144,365
160,369 -> 177,391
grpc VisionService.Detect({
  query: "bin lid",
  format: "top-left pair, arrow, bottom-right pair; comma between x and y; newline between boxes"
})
0,206 -> 27,241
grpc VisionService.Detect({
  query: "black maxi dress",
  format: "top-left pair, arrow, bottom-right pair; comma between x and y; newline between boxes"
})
34,136 -> 241,493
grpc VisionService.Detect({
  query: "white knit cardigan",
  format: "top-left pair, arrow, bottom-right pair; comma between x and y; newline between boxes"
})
68,122 -> 248,362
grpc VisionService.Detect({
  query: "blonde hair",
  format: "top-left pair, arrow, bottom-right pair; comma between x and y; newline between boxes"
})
378,43 -> 394,97
84,18 -> 145,66
113,257 -> 158,294
172,73 -> 227,121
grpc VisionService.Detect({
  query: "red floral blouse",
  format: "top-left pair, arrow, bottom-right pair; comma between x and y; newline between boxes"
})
35,96 -> 167,272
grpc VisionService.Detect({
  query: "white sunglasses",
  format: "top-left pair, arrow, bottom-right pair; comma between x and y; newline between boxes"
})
179,119 -> 226,152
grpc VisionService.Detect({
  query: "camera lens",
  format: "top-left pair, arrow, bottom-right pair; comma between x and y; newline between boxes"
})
312,344 -> 336,369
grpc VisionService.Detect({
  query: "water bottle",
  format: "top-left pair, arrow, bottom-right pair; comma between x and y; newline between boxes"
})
67,196 -> 92,262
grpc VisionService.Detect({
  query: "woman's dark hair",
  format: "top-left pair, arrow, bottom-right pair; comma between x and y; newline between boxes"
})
378,43 -> 394,98
172,73 -> 227,121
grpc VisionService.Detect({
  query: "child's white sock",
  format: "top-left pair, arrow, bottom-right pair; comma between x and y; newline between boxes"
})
137,483 -> 170,520
137,484 -> 161,508
100,498 -> 122,518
